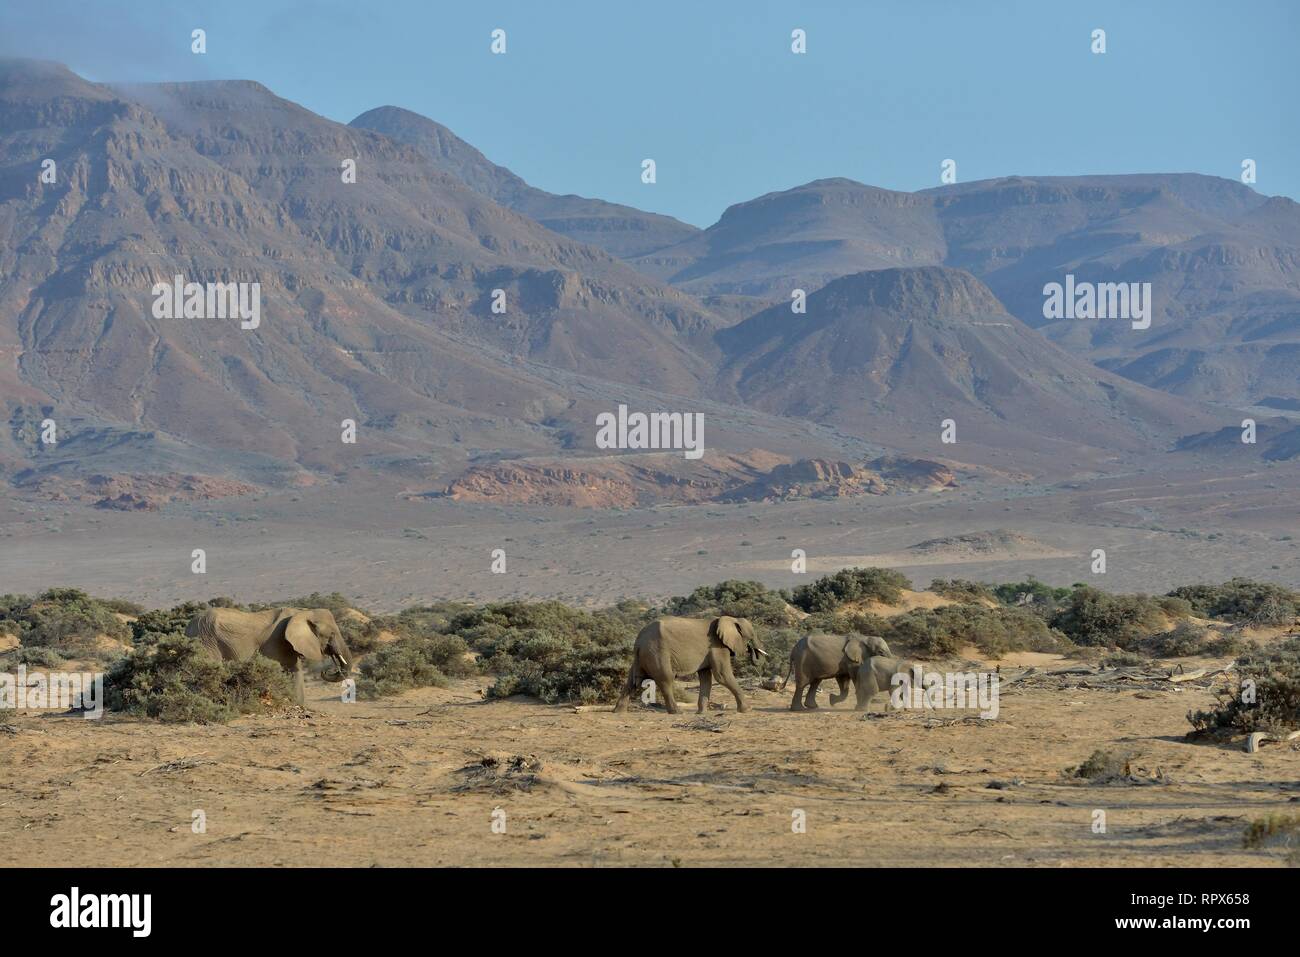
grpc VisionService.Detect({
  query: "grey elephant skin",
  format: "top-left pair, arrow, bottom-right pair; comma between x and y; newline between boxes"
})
854,656 -> 917,711
783,633 -> 891,711
613,615 -> 767,714
185,607 -> 353,705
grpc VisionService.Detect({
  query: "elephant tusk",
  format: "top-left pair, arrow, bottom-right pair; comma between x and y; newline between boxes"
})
756,648 -> 770,657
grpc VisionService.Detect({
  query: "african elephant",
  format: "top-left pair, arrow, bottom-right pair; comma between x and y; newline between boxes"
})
613,616 -> 768,715
185,607 -> 353,705
783,633 -> 891,711
854,656 -> 919,712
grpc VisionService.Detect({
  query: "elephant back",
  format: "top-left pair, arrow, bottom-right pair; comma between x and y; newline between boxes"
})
186,606 -> 280,658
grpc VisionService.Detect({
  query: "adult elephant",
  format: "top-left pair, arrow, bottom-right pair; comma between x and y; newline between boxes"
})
613,616 -> 768,715
185,607 -> 353,705
782,633 -> 891,711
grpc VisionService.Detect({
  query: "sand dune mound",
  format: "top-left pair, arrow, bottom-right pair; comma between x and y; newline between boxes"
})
906,529 -> 1057,558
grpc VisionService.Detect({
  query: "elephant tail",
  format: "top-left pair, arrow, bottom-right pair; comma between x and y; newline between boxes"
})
778,660 -> 794,691
622,654 -> 644,697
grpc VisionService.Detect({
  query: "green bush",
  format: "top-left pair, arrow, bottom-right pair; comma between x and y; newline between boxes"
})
447,601 -> 638,704
1049,587 -> 1172,649
0,645 -> 67,668
798,610 -> 892,638
349,601 -> 479,655
929,579 -> 996,603
356,634 -> 475,698
1139,620 -> 1244,658
130,601 -> 210,647
791,568 -> 910,613
989,579 -> 1076,618
883,604 -> 1066,659
0,589 -> 132,653
1188,637 -> 1300,736
1168,579 -> 1300,625
664,580 -> 792,626
256,592 -> 353,614
104,634 -> 294,723
487,644 -> 631,705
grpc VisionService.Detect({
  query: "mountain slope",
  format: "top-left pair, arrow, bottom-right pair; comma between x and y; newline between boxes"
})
349,105 -> 699,259
633,178 -> 945,296
648,174 -> 1297,408
717,266 -> 1218,463
0,60 -> 721,483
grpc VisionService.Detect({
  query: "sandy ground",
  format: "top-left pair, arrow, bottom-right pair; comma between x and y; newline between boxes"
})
3,673 -> 1296,867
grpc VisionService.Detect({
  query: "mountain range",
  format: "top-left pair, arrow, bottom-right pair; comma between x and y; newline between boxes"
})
1,59 -> 1294,497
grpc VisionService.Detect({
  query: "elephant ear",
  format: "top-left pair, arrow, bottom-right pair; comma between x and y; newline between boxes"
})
709,617 -> 744,655
842,638 -> 866,665
280,613 -> 321,660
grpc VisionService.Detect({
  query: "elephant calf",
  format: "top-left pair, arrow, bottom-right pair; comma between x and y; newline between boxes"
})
613,615 -> 767,714
782,632 -> 891,711
185,606 -> 353,705
854,656 -> 918,712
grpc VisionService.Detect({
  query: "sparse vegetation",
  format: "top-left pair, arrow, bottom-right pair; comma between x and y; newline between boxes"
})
104,634 -> 295,723
791,567 -> 910,612
11,573 -> 1295,713
0,588 -> 132,660
355,634 -> 474,698
1069,748 -> 1133,782
1065,748 -> 1159,785
1167,578 -> 1300,626
1243,813 -> 1300,864
129,601 -> 210,647
0,645 -> 67,668
883,603 -> 1067,658
444,601 -> 639,704
664,579 -> 793,626
1049,587 -> 1183,649
1188,636 -> 1300,736
929,579 -> 995,603
1138,620 -> 1245,658
990,578 -> 1076,614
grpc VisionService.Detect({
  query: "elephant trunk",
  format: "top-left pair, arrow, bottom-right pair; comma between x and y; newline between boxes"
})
320,648 -> 352,683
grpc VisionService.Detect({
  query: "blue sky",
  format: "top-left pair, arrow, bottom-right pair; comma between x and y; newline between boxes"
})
3,0 -> 1295,227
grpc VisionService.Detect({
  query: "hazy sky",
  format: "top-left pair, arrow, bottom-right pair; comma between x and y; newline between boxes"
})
3,0 -> 1295,227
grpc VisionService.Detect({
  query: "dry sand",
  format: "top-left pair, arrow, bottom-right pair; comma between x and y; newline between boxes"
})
3,673 -> 1295,867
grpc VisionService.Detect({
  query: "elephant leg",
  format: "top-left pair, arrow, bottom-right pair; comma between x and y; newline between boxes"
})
292,659 -> 306,706
719,668 -> 748,713
829,675 -> 851,706
696,669 -> 712,713
804,678 -> 821,710
790,681 -> 806,711
658,673 -> 679,714
854,680 -> 874,711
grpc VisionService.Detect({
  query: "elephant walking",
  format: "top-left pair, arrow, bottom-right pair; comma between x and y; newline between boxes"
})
613,616 -> 767,714
854,656 -> 918,712
782,633 -> 891,711
185,606 -> 353,705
